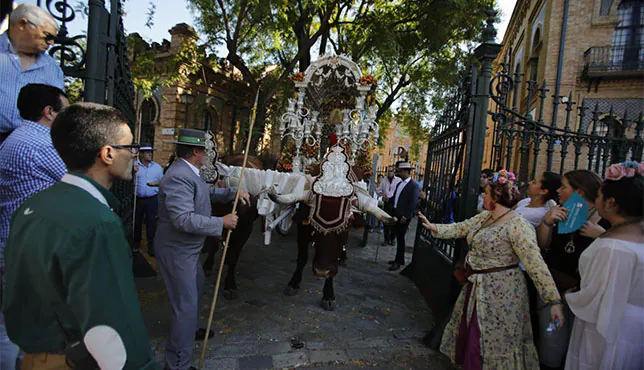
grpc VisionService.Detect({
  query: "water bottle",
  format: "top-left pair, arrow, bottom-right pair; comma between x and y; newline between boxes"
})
546,320 -> 560,335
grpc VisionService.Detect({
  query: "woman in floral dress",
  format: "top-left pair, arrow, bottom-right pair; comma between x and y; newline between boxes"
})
418,170 -> 565,369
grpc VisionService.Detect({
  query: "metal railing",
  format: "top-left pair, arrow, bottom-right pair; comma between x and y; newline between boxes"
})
584,45 -> 644,76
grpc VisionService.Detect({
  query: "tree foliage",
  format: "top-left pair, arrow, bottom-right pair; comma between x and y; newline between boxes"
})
180,0 -> 495,155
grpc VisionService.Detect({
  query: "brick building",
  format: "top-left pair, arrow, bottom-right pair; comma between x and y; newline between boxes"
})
374,116 -> 428,176
481,0 -> 643,175
130,24 -> 253,167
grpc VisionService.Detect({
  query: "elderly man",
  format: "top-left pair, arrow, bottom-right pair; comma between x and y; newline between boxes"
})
134,144 -> 163,256
156,128 -> 248,370
0,4 -> 64,144
3,103 -> 159,369
0,83 -> 68,369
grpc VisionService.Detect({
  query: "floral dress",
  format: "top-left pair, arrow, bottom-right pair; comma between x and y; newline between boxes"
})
433,211 -> 561,369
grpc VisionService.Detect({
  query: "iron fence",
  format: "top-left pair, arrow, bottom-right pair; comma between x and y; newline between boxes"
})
489,62 -> 644,185
38,0 -> 137,241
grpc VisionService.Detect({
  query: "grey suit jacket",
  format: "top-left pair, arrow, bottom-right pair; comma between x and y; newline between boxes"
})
155,158 -> 236,253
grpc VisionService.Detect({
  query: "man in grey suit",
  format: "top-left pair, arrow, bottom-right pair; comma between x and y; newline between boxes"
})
155,128 -> 249,370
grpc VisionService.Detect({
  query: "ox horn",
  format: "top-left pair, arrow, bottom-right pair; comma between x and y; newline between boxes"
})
267,187 -> 310,205
353,185 -> 397,224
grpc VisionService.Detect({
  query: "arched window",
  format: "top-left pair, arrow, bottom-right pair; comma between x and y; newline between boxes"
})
201,109 -> 214,131
140,99 -> 156,125
529,28 -> 541,82
139,99 -> 157,146
610,1 -> 644,70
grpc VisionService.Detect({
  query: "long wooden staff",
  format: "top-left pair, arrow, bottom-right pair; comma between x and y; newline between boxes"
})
199,87 -> 261,368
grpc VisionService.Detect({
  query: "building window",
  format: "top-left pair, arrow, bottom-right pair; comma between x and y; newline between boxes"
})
140,99 -> 157,146
610,1 -> 644,69
529,28 -> 541,82
201,109 -> 214,130
600,0 -> 615,16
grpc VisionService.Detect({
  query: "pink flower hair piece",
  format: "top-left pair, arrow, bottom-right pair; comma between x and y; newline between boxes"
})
605,160 -> 643,181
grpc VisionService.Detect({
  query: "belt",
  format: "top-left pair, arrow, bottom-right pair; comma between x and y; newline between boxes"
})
465,263 -> 519,276
136,194 -> 158,199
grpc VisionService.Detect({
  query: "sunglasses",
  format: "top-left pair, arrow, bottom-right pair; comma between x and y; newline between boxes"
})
110,144 -> 141,154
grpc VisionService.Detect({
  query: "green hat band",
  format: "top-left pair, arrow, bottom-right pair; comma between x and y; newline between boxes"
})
178,136 -> 204,144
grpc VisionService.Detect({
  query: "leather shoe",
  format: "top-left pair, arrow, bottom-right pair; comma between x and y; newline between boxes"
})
195,328 -> 214,340
388,263 -> 402,271
388,260 -> 396,265
380,242 -> 390,246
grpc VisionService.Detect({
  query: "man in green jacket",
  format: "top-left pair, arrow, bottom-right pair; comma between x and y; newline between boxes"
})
2,103 -> 159,369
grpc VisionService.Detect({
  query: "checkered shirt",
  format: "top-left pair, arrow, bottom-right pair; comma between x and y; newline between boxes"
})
0,121 -> 67,267
0,33 -> 65,133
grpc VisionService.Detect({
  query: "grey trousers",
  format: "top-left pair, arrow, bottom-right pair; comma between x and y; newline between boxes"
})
157,246 -> 205,370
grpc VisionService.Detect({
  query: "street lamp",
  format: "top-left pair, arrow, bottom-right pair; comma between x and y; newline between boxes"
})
180,93 -> 194,128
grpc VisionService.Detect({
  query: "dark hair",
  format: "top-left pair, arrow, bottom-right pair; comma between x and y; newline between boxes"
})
51,103 -> 128,172
564,170 -> 602,201
488,181 -> 521,208
539,171 -> 562,202
481,168 -> 494,178
17,84 -> 66,122
176,144 -> 200,159
601,176 -> 644,218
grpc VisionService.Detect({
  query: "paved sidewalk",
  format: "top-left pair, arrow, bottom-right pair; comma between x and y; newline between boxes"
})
136,218 -> 455,369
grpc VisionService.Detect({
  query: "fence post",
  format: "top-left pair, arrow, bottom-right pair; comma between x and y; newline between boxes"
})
84,0 -> 107,103
459,10 -> 503,221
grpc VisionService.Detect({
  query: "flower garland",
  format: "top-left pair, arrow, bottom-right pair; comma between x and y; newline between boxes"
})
290,72 -> 305,82
300,142 -> 319,158
605,160 -> 644,180
276,141 -> 295,172
359,74 -> 377,86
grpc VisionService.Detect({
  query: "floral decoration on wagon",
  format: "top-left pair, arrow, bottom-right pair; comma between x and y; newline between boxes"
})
359,74 -> 377,86
290,72 -> 305,82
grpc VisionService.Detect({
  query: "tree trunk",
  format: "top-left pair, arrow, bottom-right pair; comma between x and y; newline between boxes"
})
319,29 -> 329,57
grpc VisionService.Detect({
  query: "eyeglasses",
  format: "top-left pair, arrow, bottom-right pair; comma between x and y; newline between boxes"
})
110,144 -> 141,154
27,20 -> 56,43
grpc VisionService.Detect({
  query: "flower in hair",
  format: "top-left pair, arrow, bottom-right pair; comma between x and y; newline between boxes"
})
605,160 -> 644,180
493,169 -> 515,185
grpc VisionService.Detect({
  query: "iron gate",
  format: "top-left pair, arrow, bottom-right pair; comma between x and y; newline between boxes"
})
488,62 -> 643,184
409,12 -> 502,337
411,10 -> 643,347
38,0 -> 137,240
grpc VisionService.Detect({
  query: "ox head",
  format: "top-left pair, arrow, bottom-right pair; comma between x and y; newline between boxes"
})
311,230 -> 349,278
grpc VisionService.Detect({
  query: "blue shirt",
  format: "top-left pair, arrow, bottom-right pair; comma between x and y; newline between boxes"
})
135,160 -> 163,197
0,33 -> 65,133
0,120 -> 67,267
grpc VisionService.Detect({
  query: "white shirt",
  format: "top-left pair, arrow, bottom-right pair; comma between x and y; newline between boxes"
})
514,198 -> 556,228
181,158 -> 201,177
394,177 -> 411,208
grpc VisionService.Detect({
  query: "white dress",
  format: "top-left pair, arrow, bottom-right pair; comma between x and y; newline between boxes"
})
564,238 -> 644,370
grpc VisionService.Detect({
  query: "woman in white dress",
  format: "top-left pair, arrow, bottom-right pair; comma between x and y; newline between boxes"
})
564,160 -> 644,370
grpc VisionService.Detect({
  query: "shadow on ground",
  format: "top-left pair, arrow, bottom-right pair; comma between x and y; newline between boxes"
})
135,219 -> 455,369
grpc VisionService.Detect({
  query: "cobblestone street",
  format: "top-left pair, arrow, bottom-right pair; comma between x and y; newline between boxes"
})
136,220 -> 455,369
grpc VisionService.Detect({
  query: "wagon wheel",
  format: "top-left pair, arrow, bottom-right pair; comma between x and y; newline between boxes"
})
276,208 -> 294,236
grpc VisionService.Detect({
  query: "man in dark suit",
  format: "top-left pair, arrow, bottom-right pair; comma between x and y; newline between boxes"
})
389,162 -> 420,271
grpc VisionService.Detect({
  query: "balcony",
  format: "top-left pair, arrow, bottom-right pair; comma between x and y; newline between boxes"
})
584,45 -> 644,78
